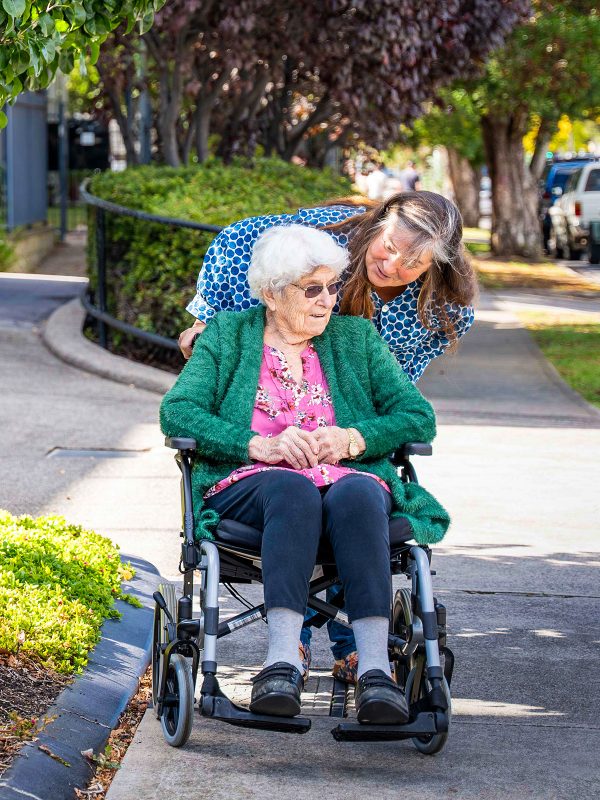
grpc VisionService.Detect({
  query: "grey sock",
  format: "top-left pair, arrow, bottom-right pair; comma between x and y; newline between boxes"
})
265,607 -> 304,673
352,616 -> 392,678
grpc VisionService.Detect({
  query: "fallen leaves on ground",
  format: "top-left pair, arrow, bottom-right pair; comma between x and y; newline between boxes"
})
75,667 -> 152,800
38,743 -> 71,767
474,255 -> 600,294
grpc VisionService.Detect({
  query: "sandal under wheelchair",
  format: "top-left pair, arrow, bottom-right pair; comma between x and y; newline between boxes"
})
152,438 -> 454,753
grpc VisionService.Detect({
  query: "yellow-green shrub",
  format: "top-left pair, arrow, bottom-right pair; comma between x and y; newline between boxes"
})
0,511 -> 140,675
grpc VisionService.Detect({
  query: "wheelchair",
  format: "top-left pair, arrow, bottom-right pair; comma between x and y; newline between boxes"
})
152,437 -> 454,753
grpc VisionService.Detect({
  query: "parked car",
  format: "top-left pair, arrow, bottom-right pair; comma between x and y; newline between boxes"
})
549,162 -> 600,261
539,158 -> 597,253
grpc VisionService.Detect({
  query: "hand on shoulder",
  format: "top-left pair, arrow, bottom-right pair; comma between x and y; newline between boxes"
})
178,320 -> 207,359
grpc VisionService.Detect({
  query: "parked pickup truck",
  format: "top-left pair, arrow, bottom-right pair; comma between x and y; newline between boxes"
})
549,162 -> 600,261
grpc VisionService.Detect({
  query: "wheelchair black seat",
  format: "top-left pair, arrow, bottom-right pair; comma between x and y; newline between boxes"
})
215,516 -> 414,562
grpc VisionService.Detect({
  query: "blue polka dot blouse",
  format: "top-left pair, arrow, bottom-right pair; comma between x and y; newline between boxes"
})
187,205 -> 474,383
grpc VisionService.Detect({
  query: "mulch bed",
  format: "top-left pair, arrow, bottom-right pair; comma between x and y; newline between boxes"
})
0,653 -> 152,798
0,653 -> 70,776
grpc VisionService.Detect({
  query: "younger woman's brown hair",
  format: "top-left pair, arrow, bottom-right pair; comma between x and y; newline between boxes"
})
324,191 -> 477,346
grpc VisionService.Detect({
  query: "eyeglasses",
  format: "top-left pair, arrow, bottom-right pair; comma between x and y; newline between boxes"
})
290,280 -> 342,299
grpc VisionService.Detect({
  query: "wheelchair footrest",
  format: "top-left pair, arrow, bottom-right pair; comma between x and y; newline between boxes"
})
331,711 -> 447,742
201,694 -> 311,734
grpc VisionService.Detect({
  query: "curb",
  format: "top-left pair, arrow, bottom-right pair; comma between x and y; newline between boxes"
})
42,296 -> 176,396
0,555 -> 160,800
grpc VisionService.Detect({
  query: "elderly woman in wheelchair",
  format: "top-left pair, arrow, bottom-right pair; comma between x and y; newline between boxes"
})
158,224 -> 452,748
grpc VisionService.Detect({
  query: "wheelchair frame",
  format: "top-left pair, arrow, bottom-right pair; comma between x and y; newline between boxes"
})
152,437 -> 454,752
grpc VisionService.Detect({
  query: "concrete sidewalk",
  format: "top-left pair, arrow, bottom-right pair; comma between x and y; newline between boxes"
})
1,274 -> 599,799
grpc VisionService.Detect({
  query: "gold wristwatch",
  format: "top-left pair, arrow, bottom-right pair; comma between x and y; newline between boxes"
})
346,428 -> 360,459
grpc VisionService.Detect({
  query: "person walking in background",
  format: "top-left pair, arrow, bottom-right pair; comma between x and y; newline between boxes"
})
366,161 -> 388,200
399,160 -> 422,192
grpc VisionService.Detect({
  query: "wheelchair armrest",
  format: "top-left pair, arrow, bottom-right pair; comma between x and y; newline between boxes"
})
165,436 -> 197,451
389,442 -> 432,466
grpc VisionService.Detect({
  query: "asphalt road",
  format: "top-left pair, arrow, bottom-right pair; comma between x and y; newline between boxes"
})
0,272 -> 86,327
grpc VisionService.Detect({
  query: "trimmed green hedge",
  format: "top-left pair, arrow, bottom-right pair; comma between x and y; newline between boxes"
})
87,158 -> 352,343
0,511 -> 140,675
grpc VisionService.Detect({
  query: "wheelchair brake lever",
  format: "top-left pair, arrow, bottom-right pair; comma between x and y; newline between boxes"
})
153,591 -> 175,624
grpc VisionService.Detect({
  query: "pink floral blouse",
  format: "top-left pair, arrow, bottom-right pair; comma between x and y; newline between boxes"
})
204,342 -> 390,498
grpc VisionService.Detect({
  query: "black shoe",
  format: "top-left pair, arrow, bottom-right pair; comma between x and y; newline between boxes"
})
355,669 -> 410,725
249,662 -> 303,717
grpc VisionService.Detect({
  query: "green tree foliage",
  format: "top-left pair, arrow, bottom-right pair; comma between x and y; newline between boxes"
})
476,1 -> 600,128
409,2 -> 600,256
471,0 -> 600,256
0,0 -> 166,125
410,89 -> 485,168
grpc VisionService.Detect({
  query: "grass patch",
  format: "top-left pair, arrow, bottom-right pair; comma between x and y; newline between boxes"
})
463,226 -> 490,240
47,204 -> 88,232
474,255 -> 600,294
465,240 -> 490,256
0,510 -> 141,675
519,311 -> 600,408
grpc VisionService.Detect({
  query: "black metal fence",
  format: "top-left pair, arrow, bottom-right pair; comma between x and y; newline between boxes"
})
81,182 -> 223,353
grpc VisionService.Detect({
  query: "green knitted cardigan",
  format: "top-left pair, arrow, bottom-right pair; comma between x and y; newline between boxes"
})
160,306 -> 450,544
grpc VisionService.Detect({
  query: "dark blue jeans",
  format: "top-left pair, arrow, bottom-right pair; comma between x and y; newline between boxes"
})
204,471 -> 392,634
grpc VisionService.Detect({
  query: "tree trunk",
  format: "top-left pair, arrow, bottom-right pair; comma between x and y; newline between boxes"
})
156,67 -> 183,166
481,113 -> 542,259
194,99 -> 212,164
181,114 -> 196,166
445,147 -> 480,228
282,92 -> 331,162
216,68 -> 269,162
194,71 -> 229,163
530,116 -> 556,182
158,110 -> 181,167
105,87 -> 139,167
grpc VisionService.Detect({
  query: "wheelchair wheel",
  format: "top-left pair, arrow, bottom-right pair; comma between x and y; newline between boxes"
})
152,582 -> 178,718
405,662 -> 451,755
391,587 -> 414,686
160,653 -> 194,748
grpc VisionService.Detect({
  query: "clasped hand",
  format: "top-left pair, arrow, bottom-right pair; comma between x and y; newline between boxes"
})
249,426 -> 351,470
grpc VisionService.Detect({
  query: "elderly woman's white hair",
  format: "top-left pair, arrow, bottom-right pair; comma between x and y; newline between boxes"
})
248,224 -> 349,302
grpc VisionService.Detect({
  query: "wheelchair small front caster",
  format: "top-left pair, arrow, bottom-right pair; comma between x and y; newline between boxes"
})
405,666 -> 451,755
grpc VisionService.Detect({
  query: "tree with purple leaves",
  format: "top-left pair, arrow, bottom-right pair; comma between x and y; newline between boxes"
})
93,0 -> 529,167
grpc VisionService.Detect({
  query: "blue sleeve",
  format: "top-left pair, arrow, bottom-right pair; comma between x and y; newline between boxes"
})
391,305 -> 475,383
186,216 -> 283,321
186,206 -> 363,320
